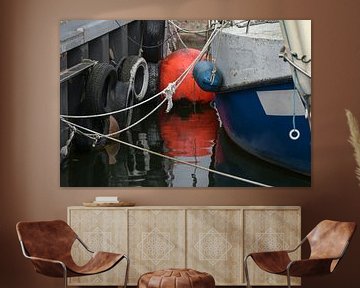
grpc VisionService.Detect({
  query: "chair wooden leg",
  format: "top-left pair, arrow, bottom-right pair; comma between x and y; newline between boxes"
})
244,255 -> 252,288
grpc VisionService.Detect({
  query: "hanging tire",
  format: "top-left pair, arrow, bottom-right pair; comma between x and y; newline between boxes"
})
120,56 -> 149,102
145,62 -> 160,100
108,81 -> 134,130
85,62 -> 117,114
74,63 -> 116,151
142,20 -> 166,63
73,105 -> 110,151
113,56 -> 127,81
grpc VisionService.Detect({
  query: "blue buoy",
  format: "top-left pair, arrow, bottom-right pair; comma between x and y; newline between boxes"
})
193,60 -> 223,92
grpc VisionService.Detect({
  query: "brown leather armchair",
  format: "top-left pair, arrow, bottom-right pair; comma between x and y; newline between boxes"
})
244,220 -> 356,288
16,220 -> 129,288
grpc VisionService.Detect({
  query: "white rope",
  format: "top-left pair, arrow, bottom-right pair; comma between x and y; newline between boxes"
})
282,53 -> 311,78
60,90 -> 162,119
106,97 -> 168,137
62,83 -> 174,139
60,25 -> 225,142
173,21 -> 226,89
163,82 -> 175,113
69,125 -> 102,147
60,21 -> 226,120
60,22 -> 235,171
60,126 -> 76,157
289,89 -> 300,141
103,22 -> 226,138
60,117 -> 272,187
210,32 -> 222,84
176,29 -> 188,49
169,20 -> 216,34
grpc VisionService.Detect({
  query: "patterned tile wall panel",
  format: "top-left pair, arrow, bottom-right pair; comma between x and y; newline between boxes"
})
187,209 -> 243,285
68,208 -> 127,286
68,207 -> 300,286
243,209 -> 301,286
128,209 -> 186,284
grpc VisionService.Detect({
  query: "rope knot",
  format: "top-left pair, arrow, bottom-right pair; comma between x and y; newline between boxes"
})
92,134 -> 101,147
60,125 -> 76,158
163,82 -> 175,113
69,126 -> 76,139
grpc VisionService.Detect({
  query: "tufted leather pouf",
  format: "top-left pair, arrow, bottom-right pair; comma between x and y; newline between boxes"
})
138,268 -> 215,288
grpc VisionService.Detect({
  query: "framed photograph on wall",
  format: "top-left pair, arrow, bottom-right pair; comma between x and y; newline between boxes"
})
60,20 -> 311,187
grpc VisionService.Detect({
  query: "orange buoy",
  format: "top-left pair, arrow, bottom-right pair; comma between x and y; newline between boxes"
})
159,107 -> 218,157
159,48 -> 214,103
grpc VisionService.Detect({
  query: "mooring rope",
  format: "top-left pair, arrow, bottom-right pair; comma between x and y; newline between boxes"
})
175,28 -> 188,49
61,21 -> 229,143
106,97 -> 167,137
168,20 -> 216,34
289,89 -> 300,141
60,20 -> 274,187
103,23 -> 226,137
173,21 -> 226,88
60,21 -> 226,120
60,88 -> 164,119
60,117 -> 273,187
103,23 -> 227,137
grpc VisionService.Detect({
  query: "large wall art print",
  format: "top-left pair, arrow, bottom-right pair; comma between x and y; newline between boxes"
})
60,20 -> 311,187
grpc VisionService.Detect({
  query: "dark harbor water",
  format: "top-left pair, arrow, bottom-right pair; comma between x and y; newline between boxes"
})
60,102 -> 311,187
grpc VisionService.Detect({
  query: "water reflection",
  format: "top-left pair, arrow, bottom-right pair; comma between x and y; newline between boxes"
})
60,103 -> 310,187
159,105 -> 218,187
160,105 -> 218,157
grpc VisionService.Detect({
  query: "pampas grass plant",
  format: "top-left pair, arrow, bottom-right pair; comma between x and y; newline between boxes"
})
346,109 -> 360,186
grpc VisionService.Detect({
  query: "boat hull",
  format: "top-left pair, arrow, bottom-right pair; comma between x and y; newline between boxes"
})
215,82 -> 311,175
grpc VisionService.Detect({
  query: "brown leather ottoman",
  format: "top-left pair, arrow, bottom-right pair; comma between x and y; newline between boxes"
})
138,268 -> 215,288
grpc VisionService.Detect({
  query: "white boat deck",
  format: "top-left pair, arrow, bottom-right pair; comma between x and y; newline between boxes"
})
212,22 -> 291,90
225,22 -> 284,40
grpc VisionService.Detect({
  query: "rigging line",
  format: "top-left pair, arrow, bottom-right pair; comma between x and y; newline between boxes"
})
283,54 -> 311,78
106,98 -> 167,137
127,29 -> 181,49
174,26 -> 188,49
61,90 -> 171,139
168,20 -> 216,34
173,21 -> 227,88
61,21 -> 226,120
280,20 -> 311,85
117,19 -> 185,50
60,117 -> 273,187
292,89 -> 297,129
60,90 -> 163,118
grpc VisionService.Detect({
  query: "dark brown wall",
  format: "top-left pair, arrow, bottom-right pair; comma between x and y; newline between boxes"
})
1,0 -> 360,287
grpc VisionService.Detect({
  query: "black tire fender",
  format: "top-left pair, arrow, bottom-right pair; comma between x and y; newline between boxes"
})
108,81 -> 134,130
145,62 -> 160,100
142,20 -> 166,63
85,63 -> 117,114
73,106 -> 110,151
75,62 -> 117,150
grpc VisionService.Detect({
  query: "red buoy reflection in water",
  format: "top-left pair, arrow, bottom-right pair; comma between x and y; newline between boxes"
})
159,104 -> 219,158
159,48 -> 214,103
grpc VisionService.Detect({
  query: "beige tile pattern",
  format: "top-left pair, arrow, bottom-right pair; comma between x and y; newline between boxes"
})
187,209 -> 243,285
244,209 -> 301,286
67,206 -> 301,286
128,209 -> 186,284
68,208 -> 128,286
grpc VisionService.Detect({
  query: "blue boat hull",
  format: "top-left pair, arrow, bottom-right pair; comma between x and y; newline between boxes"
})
215,82 -> 311,175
